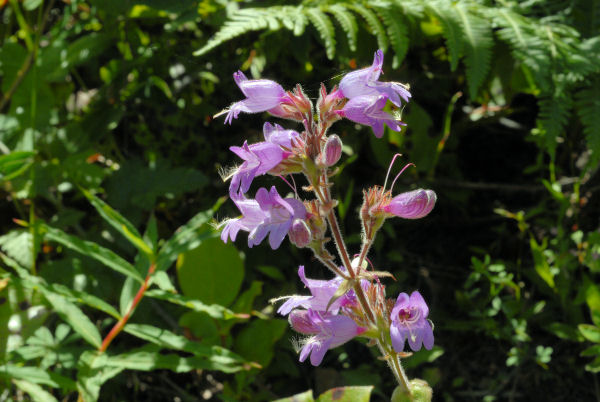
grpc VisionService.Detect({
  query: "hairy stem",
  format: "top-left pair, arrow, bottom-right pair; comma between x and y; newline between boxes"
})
99,262 -> 156,353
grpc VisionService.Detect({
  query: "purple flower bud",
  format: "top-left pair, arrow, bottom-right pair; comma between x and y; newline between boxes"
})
390,291 -> 434,353
288,219 -> 312,248
339,49 -> 411,107
290,309 -> 365,366
338,95 -> 405,138
317,134 -> 342,167
383,189 -> 436,219
222,71 -> 288,124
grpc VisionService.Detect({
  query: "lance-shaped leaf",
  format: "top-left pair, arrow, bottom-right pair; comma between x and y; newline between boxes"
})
144,289 -> 236,320
41,223 -> 143,283
80,187 -> 154,258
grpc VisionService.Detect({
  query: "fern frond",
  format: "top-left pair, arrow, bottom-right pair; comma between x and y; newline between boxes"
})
391,0 -> 425,18
454,3 -> 493,100
194,7 -> 299,56
427,1 -> 464,72
346,4 -> 389,52
492,9 -> 552,91
373,4 -> 410,68
326,4 -> 358,52
575,77 -> 600,163
305,7 -> 337,60
535,92 -> 573,157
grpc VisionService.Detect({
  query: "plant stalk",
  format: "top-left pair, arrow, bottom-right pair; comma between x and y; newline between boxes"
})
99,262 -> 156,353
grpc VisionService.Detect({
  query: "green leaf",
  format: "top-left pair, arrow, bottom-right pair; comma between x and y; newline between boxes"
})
23,0 -> 43,10
316,386 -> 373,402
403,346 -> 445,369
306,8 -> 336,60
529,236 -> 555,289
176,237 -> 244,306
80,188 -> 154,258
327,5 -> 358,52
429,3 -> 463,72
581,345 -> 600,357
0,364 -> 75,390
12,379 -> 58,402
273,390 -> 315,402
155,208 -> 215,272
585,356 -> 600,373
545,322 -> 584,341
41,223 -> 143,283
123,323 -> 245,366
347,4 -> 388,52
41,289 -> 102,348
374,4 -> 409,67
234,318 -> 287,367
77,350 -> 123,402
0,230 -> 34,270
145,289 -> 235,319
0,151 -> 35,181
579,324 -> 600,343
102,344 -> 245,373
50,283 -> 121,320
454,3 -> 493,100
575,77 -> 600,164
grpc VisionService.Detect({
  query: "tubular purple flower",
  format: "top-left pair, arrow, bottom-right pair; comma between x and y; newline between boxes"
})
221,186 -> 306,249
383,189 -> 437,219
390,291 -> 434,353
223,71 -> 288,124
290,309 -> 366,366
277,266 -> 352,315
339,49 -> 411,107
228,122 -> 300,196
338,95 -> 405,138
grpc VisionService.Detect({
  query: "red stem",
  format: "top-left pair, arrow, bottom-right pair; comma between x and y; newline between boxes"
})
99,263 -> 156,353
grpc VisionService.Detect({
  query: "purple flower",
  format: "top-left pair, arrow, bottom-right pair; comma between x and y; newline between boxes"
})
277,266 -> 353,315
339,49 -> 411,107
229,122 -> 300,195
383,189 -> 437,219
221,186 -> 306,249
390,291 -> 434,353
290,309 -> 365,366
338,95 -> 404,138
223,71 -> 288,124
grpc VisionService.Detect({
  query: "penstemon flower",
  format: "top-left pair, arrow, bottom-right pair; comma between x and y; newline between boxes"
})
228,122 -> 300,196
337,95 -> 405,138
290,309 -> 366,366
217,50 -> 435,400
221,71 -> 289,124
339,49 -> 411,107
390,291 -> 434,352
220,186 -> 306,249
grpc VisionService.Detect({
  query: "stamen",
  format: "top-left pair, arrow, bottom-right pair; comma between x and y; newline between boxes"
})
382,153 -> 403,191
278,175 -> 299,198
218,165 -> 239,182
389,163 -> 415,193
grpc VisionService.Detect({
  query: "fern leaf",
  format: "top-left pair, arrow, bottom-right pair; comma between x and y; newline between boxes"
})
493,9 -> 552,92
293,8 -> 308,36
535,92 -> 573,158
346,4 -> 389,52
326,4 -> 358,52
194,7 -> 300,57
305,7 -> 337,60
392,0 -> 425,18
454,3 -> 493,100
373,4 -> 410,68
427,1 -> 463,72
575,77 -> 600,163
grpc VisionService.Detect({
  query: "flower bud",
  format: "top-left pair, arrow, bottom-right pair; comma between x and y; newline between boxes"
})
391,379 -> 433,402
317,134 -> 342,167
383,189 -> 436,219
288,219 -> 312,248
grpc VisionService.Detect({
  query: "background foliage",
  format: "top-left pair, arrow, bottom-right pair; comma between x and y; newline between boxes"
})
0,0 -> 599,400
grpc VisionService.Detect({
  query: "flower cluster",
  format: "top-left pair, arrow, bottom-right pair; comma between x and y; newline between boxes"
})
217,50 -> 436,394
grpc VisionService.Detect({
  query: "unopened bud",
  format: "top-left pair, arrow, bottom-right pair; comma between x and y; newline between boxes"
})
391,379 -> 433,402
288,219 -> 312,248
317,134 -> 342,167
383,189 -> 436,219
